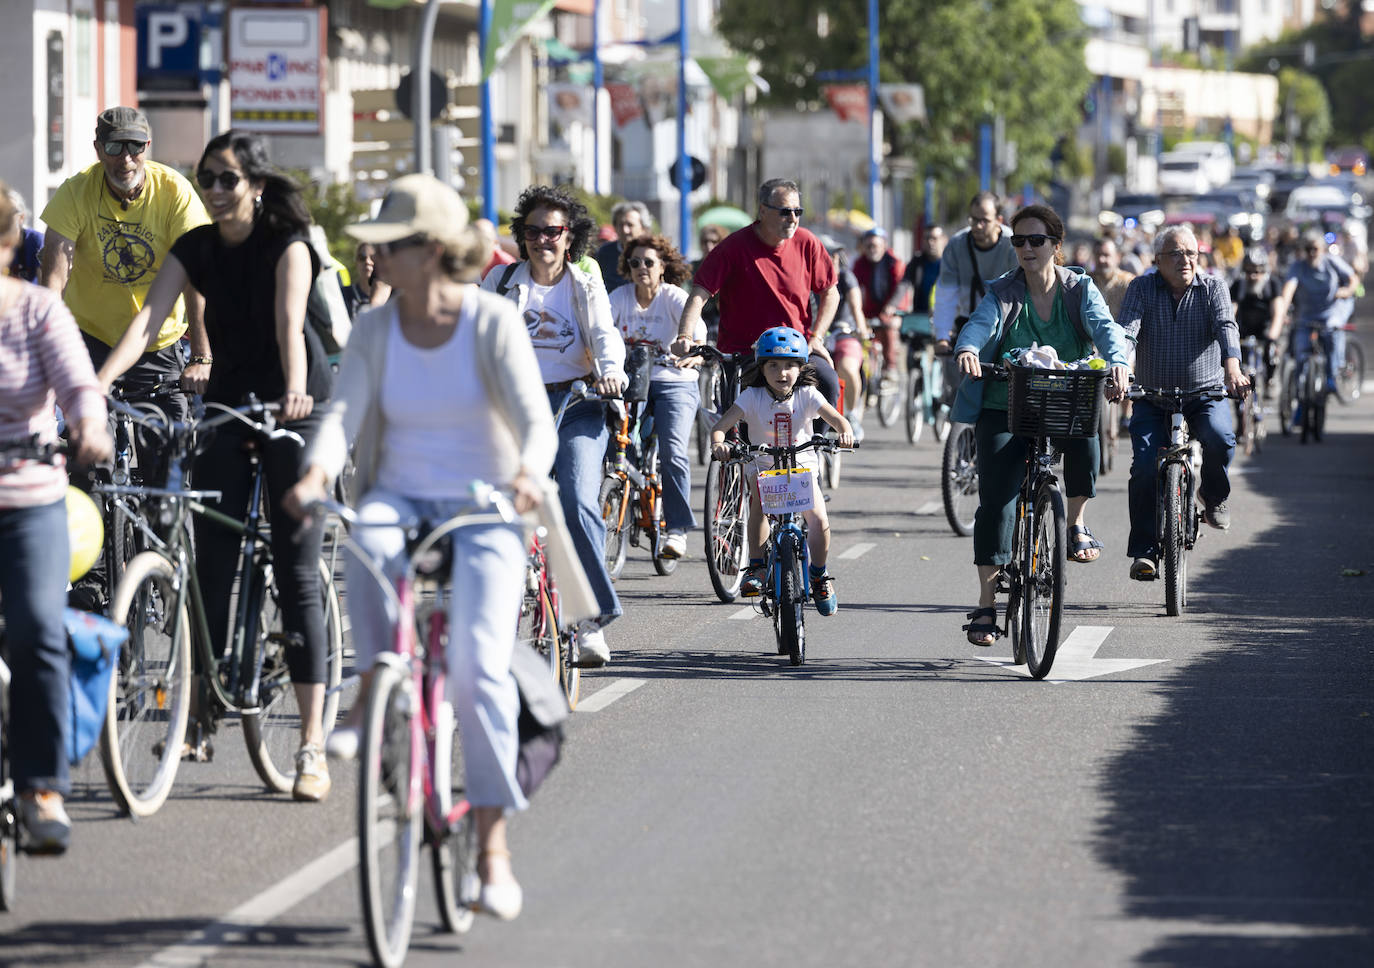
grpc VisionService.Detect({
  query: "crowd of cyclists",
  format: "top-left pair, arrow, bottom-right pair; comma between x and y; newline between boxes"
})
0,105 -> 1366,929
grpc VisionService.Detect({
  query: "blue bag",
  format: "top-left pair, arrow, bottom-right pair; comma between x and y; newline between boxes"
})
64,608 -> 127,766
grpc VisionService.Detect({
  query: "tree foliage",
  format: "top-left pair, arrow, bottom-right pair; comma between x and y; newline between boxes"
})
1275,68 -> 1332,159
714,0 -> 1092,196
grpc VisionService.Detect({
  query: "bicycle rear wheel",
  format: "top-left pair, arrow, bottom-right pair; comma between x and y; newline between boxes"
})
599,476 -> 630,581
777,536 -> 806,666
358,661 -> 422,968
876,371 -> 901,427
1278,363 -> 1295,436
904,367 -> 925,444
99,551 -> 192,818
431,700 -> 478,935
942,424 -> 978,537
1023,485 -> 1066,679
1334,337 -> 1365,403
704,458 -> 748,602
517,579 -> 560,683
1161,462 -> 1188,617
244,559 -> 345,793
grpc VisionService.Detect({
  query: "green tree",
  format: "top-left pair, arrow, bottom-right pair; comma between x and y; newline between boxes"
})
714,0 -> 1091,216
1275,68 -> 1332,161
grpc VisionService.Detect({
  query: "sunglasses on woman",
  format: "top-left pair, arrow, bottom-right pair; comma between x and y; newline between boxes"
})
522,224 -> 570,242
1010,234 -> 1058,248
628,257 -> 658,269
376,235 -> 428,256
196,170 -> 242,191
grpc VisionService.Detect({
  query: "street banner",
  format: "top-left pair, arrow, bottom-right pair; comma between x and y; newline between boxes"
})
228,6 -> 325,134
879,83 -> 926,124
607,83 -> 643,127
626,59 -> 677,125
695,55 -> 755,101
483,0 -> 559,81
548,83 -> 593,128
821,84 -> 868,123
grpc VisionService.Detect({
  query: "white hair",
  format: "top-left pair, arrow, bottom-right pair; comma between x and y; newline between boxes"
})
1154,225 -> 1196,255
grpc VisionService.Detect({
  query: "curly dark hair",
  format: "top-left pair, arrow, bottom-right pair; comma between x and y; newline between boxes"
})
509,184 -> 595,263
199,129 -> 311,238
617,233 -> 692,287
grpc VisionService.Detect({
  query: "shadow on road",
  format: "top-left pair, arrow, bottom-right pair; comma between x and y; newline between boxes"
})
1093,416 -> 1374,965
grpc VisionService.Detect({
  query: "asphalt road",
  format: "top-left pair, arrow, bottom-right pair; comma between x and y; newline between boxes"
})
4,325 -> 1373,967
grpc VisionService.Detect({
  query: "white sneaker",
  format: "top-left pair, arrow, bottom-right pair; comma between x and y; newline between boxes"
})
578,625 -> 611,667
19,791 -> 70,854
324,725 -> 361,761
661,532 -> 687,559
851,417 -> 865,444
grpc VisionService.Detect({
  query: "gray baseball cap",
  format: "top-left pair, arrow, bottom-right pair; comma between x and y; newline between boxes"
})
96,106 -> 151,143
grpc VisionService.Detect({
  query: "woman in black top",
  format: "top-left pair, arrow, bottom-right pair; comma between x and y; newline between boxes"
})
96,130 -> 334,803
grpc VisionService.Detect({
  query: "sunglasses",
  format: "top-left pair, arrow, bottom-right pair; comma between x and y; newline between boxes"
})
101,140 -> 148,157
522,224 -> 570,242
376,234 -> 428,256
762,202 -> 804,219
628,257 -> 658,269
1010,234 -> 1058,248
196,169 -> 242,191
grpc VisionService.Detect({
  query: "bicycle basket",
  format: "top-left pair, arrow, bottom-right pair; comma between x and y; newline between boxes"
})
1005,365 -> 1106,439
624,344 -> 654,402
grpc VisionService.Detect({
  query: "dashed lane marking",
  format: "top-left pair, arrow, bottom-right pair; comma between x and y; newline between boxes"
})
915,501 -> 941,515
727,606 -> 757,620
838,542 -> 875,560
575,677 -> 647,712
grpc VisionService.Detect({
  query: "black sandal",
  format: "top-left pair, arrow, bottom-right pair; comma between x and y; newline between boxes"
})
962,607 -> 1000,647
1069,525 -> 1103,563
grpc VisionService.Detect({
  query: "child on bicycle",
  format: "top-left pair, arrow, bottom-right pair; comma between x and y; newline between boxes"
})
710,327 -> 854,615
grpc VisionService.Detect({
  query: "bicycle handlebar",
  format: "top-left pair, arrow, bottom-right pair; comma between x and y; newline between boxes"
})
681,344 -> 749,368
1125,383 -> 1231,403
0,434 -> 65,466
723,436 -> 855,461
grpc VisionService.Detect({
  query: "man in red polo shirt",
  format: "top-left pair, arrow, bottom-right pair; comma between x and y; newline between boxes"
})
672,178 -> 840,404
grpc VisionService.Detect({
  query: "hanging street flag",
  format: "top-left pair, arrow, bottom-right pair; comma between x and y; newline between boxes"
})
606,82 -> 643,127
821,84 -> 868,123
695,55 -> 757,101
879,83 -> 926,124
483,0 -> 559,80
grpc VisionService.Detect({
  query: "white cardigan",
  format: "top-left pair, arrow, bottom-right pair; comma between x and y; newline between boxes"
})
306,286 -> 598,624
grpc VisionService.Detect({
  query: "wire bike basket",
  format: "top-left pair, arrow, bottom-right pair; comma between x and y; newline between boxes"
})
1006,364 -> 1107,439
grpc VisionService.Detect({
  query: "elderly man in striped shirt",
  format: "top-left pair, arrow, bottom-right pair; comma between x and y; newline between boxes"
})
1117,225 -> 1250,581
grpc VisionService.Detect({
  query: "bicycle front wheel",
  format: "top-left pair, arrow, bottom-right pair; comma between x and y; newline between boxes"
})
359,661 -> 422,968
704,458 -> 748,602
1161,462 -> 1188,617
942,424 -> 978,537
904,367 -> 925,444
599,476 -> 630,581
777,537 -> 806,666
1334,337 -> 1365,403
876,371 -> 902,427
1023,485 -> 1066,679
431,701 -> 477,935
244,559 -> 345,793
99,551 -> 192,818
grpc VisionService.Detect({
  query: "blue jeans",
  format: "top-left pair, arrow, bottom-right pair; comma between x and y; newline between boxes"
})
646,378 -> 700,533
0,499 -> 72,796
1127,397 -> 1235,559
548,392 -> 621,626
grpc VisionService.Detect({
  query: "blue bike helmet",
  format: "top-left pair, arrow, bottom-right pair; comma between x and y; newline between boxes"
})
754,326 -> 809,362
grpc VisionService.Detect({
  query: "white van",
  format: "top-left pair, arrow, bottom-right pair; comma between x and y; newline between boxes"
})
1158,153 -> 1211,196
1171,141 -> 1234,190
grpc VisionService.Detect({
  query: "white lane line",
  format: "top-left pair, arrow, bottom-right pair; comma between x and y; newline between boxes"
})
576,677 -> 647,712
838,542 -> 875,560
135,838 -> 359,967
727,606 -> 757,620
915,500 -> 941,515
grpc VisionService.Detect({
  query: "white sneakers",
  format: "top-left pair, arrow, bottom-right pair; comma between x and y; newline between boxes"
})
20,791 -> 70,854
661,532 -> 687,559
324,725 -> 361,761
578,625 -> 611,667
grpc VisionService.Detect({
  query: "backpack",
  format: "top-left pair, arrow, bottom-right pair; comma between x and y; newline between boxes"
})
64,608 -> 128,765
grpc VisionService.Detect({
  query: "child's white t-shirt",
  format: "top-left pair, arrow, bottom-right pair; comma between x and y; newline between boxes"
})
735,385 -> 826,469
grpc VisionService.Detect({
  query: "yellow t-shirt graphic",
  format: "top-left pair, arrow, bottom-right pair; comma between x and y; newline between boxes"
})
41,161 -> 210,349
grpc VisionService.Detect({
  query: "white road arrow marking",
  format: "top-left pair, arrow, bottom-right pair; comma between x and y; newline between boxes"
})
974,625 -> 1167,682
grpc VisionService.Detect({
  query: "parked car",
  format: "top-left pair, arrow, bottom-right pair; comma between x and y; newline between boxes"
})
1268,166 -> 1313,212
1286,183 -> 1362,224
1158,153 -> 1211,196
1327,145 -> 1368,177
1171,140 -> 1235,189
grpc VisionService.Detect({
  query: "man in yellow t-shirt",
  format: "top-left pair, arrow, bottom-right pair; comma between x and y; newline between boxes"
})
40,106 -> 212,414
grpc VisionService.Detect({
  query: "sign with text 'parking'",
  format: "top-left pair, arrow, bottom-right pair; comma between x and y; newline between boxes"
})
228,6 -> 324,134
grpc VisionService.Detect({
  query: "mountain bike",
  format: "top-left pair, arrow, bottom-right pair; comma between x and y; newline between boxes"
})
97,399 -> 344,817
725,437 -> 847,666
686,345 -> 752,602
1235,337 -> 1270,456
1125,383 -> 1230,617
979,363 -> 1108,678
308,488 -> 519,968
600,342 -> 680,579
1294,328 -> 1330,444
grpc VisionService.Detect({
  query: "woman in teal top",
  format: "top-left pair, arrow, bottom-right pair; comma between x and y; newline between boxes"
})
951,205 -> 1130,646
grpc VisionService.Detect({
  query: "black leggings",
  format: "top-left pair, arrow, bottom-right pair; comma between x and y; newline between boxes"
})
192,414 -> 327,684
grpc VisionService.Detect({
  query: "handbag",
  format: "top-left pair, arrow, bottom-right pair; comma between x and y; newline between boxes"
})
507,639 -> 570,797
64,608 -> 128,765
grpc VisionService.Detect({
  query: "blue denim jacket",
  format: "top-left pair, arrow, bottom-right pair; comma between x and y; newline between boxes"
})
951,265 -> 1130,424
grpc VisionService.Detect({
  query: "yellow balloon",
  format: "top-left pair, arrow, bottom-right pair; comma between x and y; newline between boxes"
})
66,486 -> 104,584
